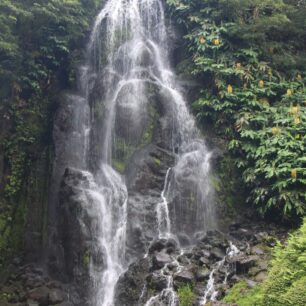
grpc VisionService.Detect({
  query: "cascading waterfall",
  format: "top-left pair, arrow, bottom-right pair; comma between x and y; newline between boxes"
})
54,0 -> 216,305
201,242 -> 240,304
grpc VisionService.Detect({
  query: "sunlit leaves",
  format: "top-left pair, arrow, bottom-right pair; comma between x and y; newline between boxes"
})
166,0 -> 306,218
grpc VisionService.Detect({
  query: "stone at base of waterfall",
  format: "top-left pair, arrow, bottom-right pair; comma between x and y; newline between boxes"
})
27,300 -> 39,306
53,302 -> 73,306
27,286 -> 67,305
152,252 -> 172,270
147,273 -> 168,291
251,246 -> 265,255
210,247 -> 226,260
199,256 -> 210,266
254,271 -> 268,282
173,267 -> 194,285
196,268 -> 211,281
149,238 -> 178,254
231,255 -> 259,274
246,279 -> 257,288
49,288 -> 67,304
177,254 -> 190,265
114,257 -> 151,306
232,228 -> 254,241
27,287 -> 49,305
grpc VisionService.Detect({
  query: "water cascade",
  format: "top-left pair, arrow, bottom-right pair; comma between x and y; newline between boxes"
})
52,0 -> 216,305
201,242 -> 240,304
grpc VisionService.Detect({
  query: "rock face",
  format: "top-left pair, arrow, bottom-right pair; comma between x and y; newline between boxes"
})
115,258 -> 150,306
0,264 -> 77,306
48,167 -> 100,305
113,220 -> 285,306
125,144 -> 175,261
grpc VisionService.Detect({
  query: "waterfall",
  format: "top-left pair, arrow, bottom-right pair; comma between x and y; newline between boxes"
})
52,0 -> 216,305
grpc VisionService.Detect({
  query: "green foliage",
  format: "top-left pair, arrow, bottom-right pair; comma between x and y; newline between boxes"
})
261,217 -> 306,305
83,249 -> 91,267
166,0 -> 306,219
112,159 -> 126,173
177,284 -> 194,306
0,0 -> 100,260
222,281 -> 264,306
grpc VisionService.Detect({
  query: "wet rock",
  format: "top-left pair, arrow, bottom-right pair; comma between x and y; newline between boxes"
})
251,246 -> 265,255
177,233 -> 191,247
167,262 -> 177,271
49,288 -> 67,304
194,231 -> 206,242
257,260 -> 268,271
147,273 -> 168,291
254,271 -> 268,282
211,247 -> 225,260
232,255 -> 259,274
57,167 -> 97,298
149,238 -> 178,255
193,283 -> 207,296
228,274 -> 242,285
254,231 -> 269,243
27,286 -> 49,304
202,249 -> 211,258
174,268 -> 194,284
200,244 -> 212,251
27,300 -> 39,306
195,268 -> 210,281
199,256 -> 210,266
115,258 -> 150,306
54,303 -> 73,306
192,247 -> 204,260
248,266 -> 262,277
177,254 -> 190,265
25,274 -> 45,289
229,222 -> 242,231
46,281 -> 64,289
152,252 -> 172,270
246,279 -> 257,288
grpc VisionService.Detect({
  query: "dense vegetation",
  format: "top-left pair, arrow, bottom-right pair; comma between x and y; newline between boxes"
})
166,1 -> 306,305
0,1 -> 305,305
167,0 -> 306,220
0,0 -> 100,263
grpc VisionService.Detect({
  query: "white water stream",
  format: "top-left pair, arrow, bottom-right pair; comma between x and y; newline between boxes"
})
201,242 -> 240,304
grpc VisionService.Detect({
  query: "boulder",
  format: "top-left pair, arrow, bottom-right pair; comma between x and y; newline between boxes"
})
27,286 -> 49,304
152,252 -> 172,270
27,300 -> 39,306
49,288 -> 67,304
254,271 -> 268,282
211,247 -> 226,260
174,268 -> 194,284
231,255 -> 259,274
195,268 -> 210,281
114,258 -> 150,306
148,238 -> 178,255
199,256 -> 210,266
147,273 -> 168,291
251,246 -> 265,255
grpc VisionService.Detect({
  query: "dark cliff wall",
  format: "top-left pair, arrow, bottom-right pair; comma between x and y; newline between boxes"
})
0,0 -> 102,270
